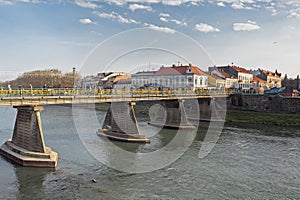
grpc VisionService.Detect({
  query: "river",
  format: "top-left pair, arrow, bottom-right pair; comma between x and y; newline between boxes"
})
0,105 -> 300,199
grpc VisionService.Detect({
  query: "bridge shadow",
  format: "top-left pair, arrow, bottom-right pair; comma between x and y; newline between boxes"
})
13,165 -> 53,200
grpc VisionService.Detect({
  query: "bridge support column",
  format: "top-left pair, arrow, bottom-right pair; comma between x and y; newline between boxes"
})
0,106 -> 58,168
149,100 -> 195,129
97,102 -> 150,143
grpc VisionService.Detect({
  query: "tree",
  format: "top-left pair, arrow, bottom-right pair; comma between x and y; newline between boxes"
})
0,69 -> 82,89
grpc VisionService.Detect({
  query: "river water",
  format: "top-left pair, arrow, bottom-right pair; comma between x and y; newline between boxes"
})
0,105 -> 300,200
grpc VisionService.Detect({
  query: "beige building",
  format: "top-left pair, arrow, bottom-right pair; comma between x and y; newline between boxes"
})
210,65 -> 253,91
209,68 -> 239,89
251,69 -> 282,88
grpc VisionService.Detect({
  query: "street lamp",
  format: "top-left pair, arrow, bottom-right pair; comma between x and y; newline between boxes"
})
50,69 -> 54,88
73,67 -> 76,88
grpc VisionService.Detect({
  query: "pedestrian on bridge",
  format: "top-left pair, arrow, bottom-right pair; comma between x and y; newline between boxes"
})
7,84 -> 12,96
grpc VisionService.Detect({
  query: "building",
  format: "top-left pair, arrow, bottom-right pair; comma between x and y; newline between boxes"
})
282,74 -> 300,93
113,74 -> 132,90
81,75 -> 103,90
251,68 -> 282,88
207,74 -> 225,89
209,68 -> 239,89
132,64 -> 208,90
251,76 -> 267,93
131,71 -> 156,89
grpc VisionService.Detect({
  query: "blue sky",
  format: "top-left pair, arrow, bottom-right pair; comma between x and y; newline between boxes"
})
0,0 -> 299,80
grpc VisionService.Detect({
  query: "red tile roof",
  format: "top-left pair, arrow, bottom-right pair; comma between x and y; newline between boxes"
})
217,69 -> 235,79
259,69 -> 281,77
231,66 -> 252,74
155,64 -> 206,76
253,76 -> 266,83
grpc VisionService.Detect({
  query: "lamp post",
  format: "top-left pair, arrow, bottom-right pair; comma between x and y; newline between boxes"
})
50,69 -> 54,88
73,67 -> 76,94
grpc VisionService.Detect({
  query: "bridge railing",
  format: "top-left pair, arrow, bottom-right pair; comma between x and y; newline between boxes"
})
0,88 -> 233,98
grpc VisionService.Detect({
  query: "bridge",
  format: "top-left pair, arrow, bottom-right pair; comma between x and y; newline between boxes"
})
0,88 -> 229,168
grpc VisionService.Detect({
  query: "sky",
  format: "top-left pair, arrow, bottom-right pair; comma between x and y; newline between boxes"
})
0,0 -> 299,80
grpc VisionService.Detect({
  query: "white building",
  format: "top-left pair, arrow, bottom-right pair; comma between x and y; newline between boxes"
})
211,65 -> 253,92
132,64 -> 208,90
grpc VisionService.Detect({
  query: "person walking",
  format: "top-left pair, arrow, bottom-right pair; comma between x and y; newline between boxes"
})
7,84 -> 12,96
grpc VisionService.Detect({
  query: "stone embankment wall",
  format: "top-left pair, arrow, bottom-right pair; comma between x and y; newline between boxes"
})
230,94 -> 300,114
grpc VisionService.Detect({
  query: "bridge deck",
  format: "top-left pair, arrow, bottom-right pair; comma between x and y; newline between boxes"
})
0,89 -> 230,106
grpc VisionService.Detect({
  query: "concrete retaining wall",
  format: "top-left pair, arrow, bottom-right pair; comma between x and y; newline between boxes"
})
230,94 -> 300,114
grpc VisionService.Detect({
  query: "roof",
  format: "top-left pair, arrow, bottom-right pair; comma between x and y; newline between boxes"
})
209,74 -> 224,80
231,66 -> 252,74
113,74 -> 131,83
155,64 -> 207,76
253,76 -> 266,83
134,71 -> 156,76
217,69 -> 236,79
259,69 -> 281,77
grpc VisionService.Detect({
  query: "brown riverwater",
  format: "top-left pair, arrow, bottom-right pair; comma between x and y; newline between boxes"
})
0,105 -> 300,199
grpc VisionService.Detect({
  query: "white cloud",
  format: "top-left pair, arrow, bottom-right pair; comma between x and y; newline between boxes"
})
129,3 -> 153,11
159,13 -> 170,17
79,18 -> 96,24
160,17 -> 169,22
0,0 -> 14,5
75,0 -> 99,9
159,14 -> 188,26
217,2 -> 225,7
19,0 -> 40,3
233,21 -> 261,31
288,8 -> 300,18
102,0 -> 202,6
144,23 -> 176,33
171,19 -> 188,26
94,11 -> 140,24
195,23 -> 220,33
161,0 -> 202,6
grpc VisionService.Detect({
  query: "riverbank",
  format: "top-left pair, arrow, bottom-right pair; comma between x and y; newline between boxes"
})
93,102 -> 300,127
226,108 -> 300,127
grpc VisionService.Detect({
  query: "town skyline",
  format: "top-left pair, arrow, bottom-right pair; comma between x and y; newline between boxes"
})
0,0 -> 299,79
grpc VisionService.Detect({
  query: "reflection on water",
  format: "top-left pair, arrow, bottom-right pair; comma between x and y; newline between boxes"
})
0,105 -> 300,199
14,167 -> 54,200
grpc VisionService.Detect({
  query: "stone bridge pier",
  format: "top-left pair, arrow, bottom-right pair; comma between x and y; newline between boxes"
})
0,106 -> 58,168
149,99 -> 195,129
97,102 -> 150,143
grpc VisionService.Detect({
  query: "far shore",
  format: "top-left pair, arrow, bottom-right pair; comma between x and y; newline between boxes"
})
226,108 -> 300,127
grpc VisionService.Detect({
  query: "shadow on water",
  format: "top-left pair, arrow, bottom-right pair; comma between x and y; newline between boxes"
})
106,128 -> 178,153
13,165 -> 54,200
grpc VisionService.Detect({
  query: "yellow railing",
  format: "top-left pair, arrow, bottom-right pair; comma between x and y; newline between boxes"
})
0,88 -> 233,97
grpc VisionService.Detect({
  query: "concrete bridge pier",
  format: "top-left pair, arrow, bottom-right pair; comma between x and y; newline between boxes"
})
149,100 -> 195,129
97,102 -> 150,143
194,98 -> 226,122
0,106 -> 58,168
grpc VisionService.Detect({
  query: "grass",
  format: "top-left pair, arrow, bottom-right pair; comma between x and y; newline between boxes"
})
226,109 -> 300,126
